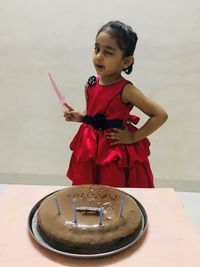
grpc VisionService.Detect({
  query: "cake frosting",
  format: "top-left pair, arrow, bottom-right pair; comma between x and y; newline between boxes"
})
37,185 -> 142,253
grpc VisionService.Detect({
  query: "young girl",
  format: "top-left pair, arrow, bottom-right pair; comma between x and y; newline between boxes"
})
64,21 -> 168,188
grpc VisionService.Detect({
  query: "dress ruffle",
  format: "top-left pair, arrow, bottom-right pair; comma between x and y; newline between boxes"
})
69,123 -> 151,169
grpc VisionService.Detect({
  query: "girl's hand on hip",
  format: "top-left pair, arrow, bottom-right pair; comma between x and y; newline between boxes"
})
106,127 -> 135,145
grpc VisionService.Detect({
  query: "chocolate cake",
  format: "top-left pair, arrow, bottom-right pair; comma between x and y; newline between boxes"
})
37,185 -> 142,254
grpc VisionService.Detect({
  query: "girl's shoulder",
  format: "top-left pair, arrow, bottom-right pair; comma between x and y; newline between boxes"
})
121,82 -> 143,104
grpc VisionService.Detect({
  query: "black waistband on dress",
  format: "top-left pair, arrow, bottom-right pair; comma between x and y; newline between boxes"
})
82,113 -> 123,130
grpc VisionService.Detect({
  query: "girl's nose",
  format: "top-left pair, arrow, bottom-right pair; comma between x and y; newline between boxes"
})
96,51 -> 103,61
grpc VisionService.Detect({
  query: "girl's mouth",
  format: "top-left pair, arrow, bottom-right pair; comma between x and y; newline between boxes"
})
96,64 -> 104,69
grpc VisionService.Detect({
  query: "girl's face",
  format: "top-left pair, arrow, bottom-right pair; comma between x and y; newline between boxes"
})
93,31 -> 131,78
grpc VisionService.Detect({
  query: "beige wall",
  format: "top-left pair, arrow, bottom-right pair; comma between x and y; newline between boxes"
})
0,0 -> 200,185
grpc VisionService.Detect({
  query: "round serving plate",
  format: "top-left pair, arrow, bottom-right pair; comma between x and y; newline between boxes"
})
28,190 -> 148,258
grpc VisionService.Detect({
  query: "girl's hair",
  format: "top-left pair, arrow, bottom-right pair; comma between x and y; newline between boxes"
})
96,21 -> 138,74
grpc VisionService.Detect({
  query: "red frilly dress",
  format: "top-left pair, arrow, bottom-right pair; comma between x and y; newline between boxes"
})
67,77 -> 154,188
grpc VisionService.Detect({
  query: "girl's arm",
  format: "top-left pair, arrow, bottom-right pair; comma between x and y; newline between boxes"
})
63,110 -> 85,122
106,83 -> 168,144
63,83 -> 88,123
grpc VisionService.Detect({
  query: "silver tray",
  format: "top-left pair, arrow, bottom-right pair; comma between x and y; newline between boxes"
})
28,190 -> 148,258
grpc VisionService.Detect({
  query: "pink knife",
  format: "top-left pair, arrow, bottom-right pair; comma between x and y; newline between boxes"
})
48,73 -> 73,111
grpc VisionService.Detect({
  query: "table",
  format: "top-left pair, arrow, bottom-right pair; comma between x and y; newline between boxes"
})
0,184 -> 200,266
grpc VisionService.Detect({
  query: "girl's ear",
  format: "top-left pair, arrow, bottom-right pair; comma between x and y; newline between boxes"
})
123,56 -> 134,69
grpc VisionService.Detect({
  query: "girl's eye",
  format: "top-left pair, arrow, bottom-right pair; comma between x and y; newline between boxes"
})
94,47 -> 100,53
94,47 -> 113,55
104,51 -> 113,55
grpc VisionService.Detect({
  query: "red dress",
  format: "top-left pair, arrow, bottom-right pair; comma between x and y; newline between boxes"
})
67,77 -> 154,188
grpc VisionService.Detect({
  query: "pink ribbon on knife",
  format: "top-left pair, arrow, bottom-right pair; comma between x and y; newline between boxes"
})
48,73 -> 73,111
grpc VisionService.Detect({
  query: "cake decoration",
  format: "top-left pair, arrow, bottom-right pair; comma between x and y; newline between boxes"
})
53,196 -> 61,215
99,208 -> 103,225
75,206 -> 104,226
73,199 -> 77,224
120,193 -> 125,217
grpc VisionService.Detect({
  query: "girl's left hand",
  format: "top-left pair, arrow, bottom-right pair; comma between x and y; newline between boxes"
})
106,127 -> 135,145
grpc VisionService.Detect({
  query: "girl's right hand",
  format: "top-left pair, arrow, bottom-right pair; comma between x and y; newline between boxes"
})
63,110 -> 83,122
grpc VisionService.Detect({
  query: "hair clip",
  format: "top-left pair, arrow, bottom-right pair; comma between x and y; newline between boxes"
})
87,76 -> 96,87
